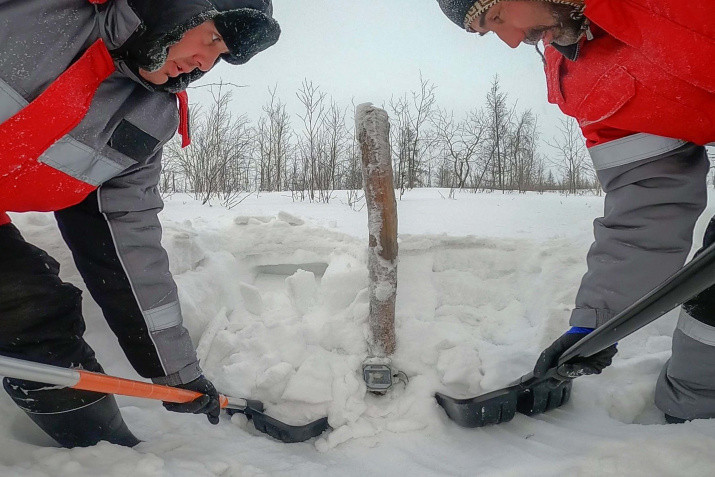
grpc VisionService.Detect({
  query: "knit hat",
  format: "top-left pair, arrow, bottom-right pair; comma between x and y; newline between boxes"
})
437,0 -> 501,30
437,0 -> 583,31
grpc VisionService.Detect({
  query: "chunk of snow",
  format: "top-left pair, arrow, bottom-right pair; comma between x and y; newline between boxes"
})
281,355 -> 333,404
277,211 -> 304,226
239,282 -> 264,315
285,269 -> 318,315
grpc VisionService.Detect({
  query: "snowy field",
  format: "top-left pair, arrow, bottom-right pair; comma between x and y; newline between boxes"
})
3,188 -> 715,476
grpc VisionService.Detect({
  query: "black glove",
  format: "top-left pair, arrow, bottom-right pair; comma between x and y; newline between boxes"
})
534,328 -> 618,380
517,378 -> 573,415
162,375 -> 221,425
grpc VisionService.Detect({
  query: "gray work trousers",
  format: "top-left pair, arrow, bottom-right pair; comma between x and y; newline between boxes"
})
656,216 -> 715,420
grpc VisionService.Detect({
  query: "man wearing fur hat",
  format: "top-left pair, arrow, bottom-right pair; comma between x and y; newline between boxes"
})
0,0 -> 279,447
437,0 -> 715,423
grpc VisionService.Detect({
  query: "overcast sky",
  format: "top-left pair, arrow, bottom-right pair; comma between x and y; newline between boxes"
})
193,0 -> 566,148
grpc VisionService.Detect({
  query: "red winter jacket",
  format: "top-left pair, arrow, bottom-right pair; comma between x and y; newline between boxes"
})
0,41 -> 116,226
547,0 -> 715,329
544,0 -> 715,151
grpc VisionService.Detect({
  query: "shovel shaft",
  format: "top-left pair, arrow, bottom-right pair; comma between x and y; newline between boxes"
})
0,355 -> 231,408
0,357 -> 327,443
559,242 -> 715,365
75,370 -> 230,408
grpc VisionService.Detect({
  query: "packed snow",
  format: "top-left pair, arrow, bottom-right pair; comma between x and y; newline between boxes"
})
2,188 -> 715,476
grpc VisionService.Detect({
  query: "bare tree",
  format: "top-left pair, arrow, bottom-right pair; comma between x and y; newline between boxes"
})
547,117 -> 588,195
389,97 -> 411,194
389,75 -> 436,197
484,75 -> 514,192
508,109 -> 542,193
321,99 -> 349,201
432,107 -> 487,192
339,102 -> 365,210
344,103 -> 364,191
296,79 -> 327,201
216,115 -> 253,208
256,86 -> 292,192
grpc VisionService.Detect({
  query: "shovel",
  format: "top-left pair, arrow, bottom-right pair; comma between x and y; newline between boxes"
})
437,242 -> 715,428
0,356 -> 329,443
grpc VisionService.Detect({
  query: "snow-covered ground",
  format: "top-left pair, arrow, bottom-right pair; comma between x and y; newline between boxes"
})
2,188 -> 715,476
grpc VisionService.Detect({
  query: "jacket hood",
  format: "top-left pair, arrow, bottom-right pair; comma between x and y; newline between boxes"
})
106,0 -> 280,92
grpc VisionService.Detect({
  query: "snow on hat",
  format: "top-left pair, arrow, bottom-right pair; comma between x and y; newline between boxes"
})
437,0 -> 502,30
437,0 -> 583,31
210,0 -> 281,65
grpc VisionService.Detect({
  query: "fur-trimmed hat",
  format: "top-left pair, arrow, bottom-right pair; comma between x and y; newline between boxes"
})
210,0 -> 281,65
112,0 -> 280,92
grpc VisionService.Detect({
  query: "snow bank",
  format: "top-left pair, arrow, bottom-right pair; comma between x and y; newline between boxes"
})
2,189 -> 715,476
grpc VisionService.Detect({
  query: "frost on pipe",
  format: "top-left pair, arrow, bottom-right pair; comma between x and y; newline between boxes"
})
356,103 -> 398,357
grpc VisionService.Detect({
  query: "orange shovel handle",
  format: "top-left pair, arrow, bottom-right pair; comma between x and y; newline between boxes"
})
75,370 -> 230,408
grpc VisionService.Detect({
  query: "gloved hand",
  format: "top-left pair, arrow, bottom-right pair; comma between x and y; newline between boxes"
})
533,327 -> 618,380
163,375 -> 221,425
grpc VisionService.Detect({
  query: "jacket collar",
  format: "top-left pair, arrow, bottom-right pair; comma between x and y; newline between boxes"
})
550,18 -> 594,62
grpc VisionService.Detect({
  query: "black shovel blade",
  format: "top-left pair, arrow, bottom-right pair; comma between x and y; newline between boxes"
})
435,385 -> 519,428
226,400 -> 330,443
436,374 -> 573,428
247,409 -> 330,444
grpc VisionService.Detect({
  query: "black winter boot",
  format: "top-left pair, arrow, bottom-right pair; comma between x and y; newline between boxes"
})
3,378 -> 140,448
664,413 -> 689,424
23,395 -> 140,448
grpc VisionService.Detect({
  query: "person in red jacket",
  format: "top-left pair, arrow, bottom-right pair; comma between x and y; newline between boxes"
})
437,0 -> 715,423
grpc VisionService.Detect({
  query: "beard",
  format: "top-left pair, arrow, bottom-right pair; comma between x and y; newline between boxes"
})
523,3 -> 586,46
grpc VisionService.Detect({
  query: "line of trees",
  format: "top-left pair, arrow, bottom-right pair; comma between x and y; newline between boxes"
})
161,76 -> 599,207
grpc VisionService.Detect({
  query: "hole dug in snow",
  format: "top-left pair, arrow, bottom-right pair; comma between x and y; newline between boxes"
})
248,263 -> 328,317
254,262 -> 329,278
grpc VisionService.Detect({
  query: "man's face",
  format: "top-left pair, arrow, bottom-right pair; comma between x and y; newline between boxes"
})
469,1 -> 584,48
139,20 -> 230,85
